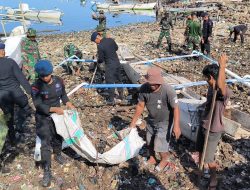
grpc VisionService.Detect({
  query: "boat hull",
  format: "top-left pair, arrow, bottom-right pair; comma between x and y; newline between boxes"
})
6,9 -> 62,20
119,46 -> 247,141
96,2 -> 156,10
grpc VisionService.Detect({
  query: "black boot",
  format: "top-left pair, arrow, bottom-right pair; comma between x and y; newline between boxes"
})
41,165 -> 52,187
168,43 -> 172,53
54,154 -> 66,165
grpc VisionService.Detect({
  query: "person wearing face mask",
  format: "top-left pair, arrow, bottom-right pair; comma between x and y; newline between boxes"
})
31,60 -> 75,187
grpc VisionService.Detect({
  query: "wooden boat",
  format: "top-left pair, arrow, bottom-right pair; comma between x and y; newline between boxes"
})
4,14 -> 62,25
118,44 -> 250,142
98,9 -> 156,17
96,2 -> 156,11
6,3 -> 63,20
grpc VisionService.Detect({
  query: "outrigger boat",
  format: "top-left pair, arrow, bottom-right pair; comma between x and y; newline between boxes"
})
96,2 -> 156,11
97,9 -> 156,17
118,44 -> 250,142
3,3 -> 63,21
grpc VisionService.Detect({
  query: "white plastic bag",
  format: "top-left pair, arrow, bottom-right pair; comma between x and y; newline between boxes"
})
34,136 -> 41,161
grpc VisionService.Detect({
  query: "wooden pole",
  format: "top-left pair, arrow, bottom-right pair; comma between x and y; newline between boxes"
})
87,64 -> 98,95
198,89 -> 218,181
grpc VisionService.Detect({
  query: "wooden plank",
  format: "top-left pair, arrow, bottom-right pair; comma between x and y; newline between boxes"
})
231,109 -> 250,130
223,117 -> 241,137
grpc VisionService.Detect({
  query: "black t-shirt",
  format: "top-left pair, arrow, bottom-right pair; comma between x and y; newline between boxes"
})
31,76 -> 69,115
97,38 -> 120,67
0,57 -> 31,97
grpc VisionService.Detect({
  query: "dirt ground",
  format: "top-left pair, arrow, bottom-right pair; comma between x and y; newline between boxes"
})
0,1 -> 250,189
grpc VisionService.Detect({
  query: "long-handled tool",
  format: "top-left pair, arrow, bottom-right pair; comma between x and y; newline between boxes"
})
86,63 -> 98,95
198,89 -> 218,183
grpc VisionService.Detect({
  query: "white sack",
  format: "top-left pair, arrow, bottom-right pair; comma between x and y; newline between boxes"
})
34,110 -> 145,165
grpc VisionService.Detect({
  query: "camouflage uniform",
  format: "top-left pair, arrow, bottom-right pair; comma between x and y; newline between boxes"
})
63,43 -> 83,75
21,28 -> 40,83
157,13 -> 173,51
96,25 -> 107,38
93,10 -> 107,36
186,20 -> 202,51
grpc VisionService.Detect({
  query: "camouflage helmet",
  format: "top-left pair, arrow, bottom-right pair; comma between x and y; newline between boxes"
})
27,28 -> 36,37
99,10 -> 104,14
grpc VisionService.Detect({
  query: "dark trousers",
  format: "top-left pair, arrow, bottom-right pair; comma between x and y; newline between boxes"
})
36,114 -> 62,167
105,65 -> 123,101
201,37 -> 211,55
234,30 -> 246,44
0,90 -> 31,142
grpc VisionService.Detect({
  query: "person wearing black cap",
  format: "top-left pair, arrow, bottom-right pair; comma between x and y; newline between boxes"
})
90,32 -> 123,105
0,42 -> 32,144
201,13 -> 213,55
31,60 -> 75,187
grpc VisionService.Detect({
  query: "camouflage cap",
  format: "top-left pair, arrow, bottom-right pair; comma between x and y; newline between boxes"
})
27,28 -> 36,37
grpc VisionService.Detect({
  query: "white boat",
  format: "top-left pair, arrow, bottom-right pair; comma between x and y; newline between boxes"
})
4,14 -> 62,25
6,3 -> 63,20
118,44 -> 250,142
96,2 -> 156,10
99,9 -> 156,17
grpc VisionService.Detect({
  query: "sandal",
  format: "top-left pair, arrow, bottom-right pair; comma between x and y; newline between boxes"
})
155,162 -> 176,174
163,162 -> 176,174
143,158 -> 156,171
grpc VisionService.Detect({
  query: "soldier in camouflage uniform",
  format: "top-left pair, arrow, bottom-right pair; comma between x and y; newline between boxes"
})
63,43 -> 83,75
156,11 -> 173,52
96,24 -> 108,38
186,13 -> 202,51
92,10 -> 107,35
21,28 -> 41,83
